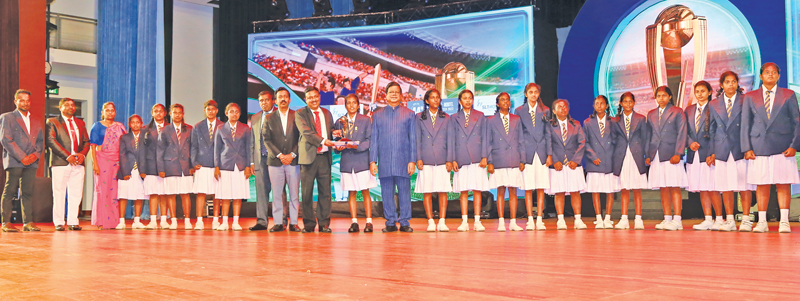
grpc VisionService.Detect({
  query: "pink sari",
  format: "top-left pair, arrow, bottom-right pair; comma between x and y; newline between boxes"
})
91,121 -> 126,228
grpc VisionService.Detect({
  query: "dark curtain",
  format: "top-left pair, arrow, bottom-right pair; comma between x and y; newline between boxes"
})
533,10 -> 558,108
0,0 -> 20,192
163,0 -> 173,108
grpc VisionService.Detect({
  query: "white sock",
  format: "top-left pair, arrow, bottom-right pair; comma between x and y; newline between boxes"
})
171,217 -> 177,223
474,215 -> 480,222
574,214 -> 581,220
185,218 -> 191,223
604,214 -> 612,221
527,216 -> 534,223
557,214 -> 564,221
665,215 -> 672,222
233,216 -> 239,224
510,218 -> 516,224
222,216 -> 228,223
161,216 -> 167,222
758,211 -> 767,222
621,215 -> 628,220
704,215 -> 712,221
366,218 -> 372,223
119,217 -> 124,223
150,215 -> 157,221
462,215 -> 468,222
673,215 -> 682,222
726,214 -> 734,222
428,218 -> 434,224
635,215 -> 642,220
499,217 -> 505,224
134,217 -> 140,223
595,214 -> 602,221
439,218 -> 445,223
742,215 -> 750,222
351,218 -> 357,223
780,209 -> 789,222
537,216 -> 543,223
197,217 -> 202,222
213,216 -> 219,223
715,216 -> 723,222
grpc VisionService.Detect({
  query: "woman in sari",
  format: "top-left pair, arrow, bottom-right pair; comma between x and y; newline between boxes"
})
90,102 -> 126,229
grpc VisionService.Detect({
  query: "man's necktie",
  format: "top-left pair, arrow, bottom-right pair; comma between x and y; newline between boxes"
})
68,118 -> 79,153
314,111 -> 323,153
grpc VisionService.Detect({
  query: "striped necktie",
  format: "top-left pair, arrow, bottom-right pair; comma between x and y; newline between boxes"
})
431,112 -> 436,127
208,121 -> 214,140
765,90 -> 772,119
695,108 -> 702,133
133,134 -> 139,170
599,118 -> 605,138
726,98 -> 732,118
464,111 -> 470,128
561,123 -> 567,142
625,116 -> 630,137
231,124 -> 236,141
176,126 -> 181,146
659,108 -> 664,121
531,110 -> 536,128
503,115 -> 509,135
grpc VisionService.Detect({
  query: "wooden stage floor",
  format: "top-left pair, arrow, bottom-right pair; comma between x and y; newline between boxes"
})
0,218 -> 798,300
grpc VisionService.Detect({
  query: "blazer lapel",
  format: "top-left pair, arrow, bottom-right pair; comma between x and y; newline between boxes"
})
14,111 -> 30,139
423,114 -> 435,137
766,88 -> 786,128
727,94 -> 742,128
588,118 -> 603,146
658,105 -> 672,130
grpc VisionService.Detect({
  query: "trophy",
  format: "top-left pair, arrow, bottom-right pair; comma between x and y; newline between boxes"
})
436,62 -> 475,98
333,115 -> 359,147
646,5 -> 707,108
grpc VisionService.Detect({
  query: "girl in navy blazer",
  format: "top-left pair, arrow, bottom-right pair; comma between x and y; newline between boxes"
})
116,115 -> 147,230
190,100 -> 222,230
646,86 -> 688,231
709,71 -> 754,232
611,92 -> 649,230
583,95 -> 619,229
158,104 -> 194,230
546,99 -> 587,230
685,81 -> 719,231
513,83 -> 552,230
486,92 -> 526,232
141,104 -> 169,229
214,103 -> 253,231
450,89 -> 489,231
414,89 -> 453,232
333,94 -> 376,233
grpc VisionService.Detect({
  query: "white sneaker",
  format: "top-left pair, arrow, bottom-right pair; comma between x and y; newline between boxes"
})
217,223 -> 229,231
556,219 -> 567,230
710,220 -> 723,231
664,220 -> 682,231
437,220 -> 449,232
574,218 -> 587,230
594,220 -> 605,229
194,220 -> 205,230
497,222 -> 506,232
719,220 -> 736,232
115,221 -> 126,230
604,218 -> 614,229
739,220 -> 753,232
212,220 -> 220,230
160,219 -> 170,229
232,223 -> 242,231
509,221 -> 523,231
536,220 -> 546,230
169,220 -> 178,230
525,220 -> 535,231
146,220 -> 158,230
132,221 -> 146,230
457,221 -> 469,232
778,221 -> 791,233
614,219 -> 629,230
752,221 -> 768,233
474,221 -> 485,232
184,219 -> 192,230
655,220 -> 668,230
693,220 -> 714,231
634,219 -> 644,230
427,220 -> 436,232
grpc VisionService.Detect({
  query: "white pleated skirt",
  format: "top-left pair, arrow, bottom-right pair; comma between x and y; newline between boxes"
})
415,164 -> 453,193
714,154 -> 754,191
584,172 -> 620,193
118,168 -> 149,200
341,169 -> 377,192
163,175 -> 194,195
216,166 -> 251,200
648,152 -> 687,189
546,166 -> 586,195
619,146 -> 649,190
193,167 -> 218,194
489,167 -> 522,188
686,154 -> 715,192
746,154 -> 800,185
143,175 -> 165,195
452,163 -> 489,192
520,154 -> 550,190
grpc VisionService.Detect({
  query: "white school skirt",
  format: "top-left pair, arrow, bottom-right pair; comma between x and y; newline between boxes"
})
648,151 -> 687,189
452,163 -> 489,192
686,154 -> 715,192
415,164 -> 453,193
520,154 -> 550,190
489,167 -> 522,188
747,154 -> 800,185
341,169 -> 377,192
193,167 -> 218,194
714,154 -> 754,191
546,166 -> 586,195
163,174 -> 194,195
216,166 -> 251,200
584,172 -> 620,193
118,168 -> 149,200
619,146 -> 649,190
143,175 -> 165,195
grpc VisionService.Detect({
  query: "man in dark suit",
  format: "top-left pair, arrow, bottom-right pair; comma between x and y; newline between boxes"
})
296,86 -> 336,233
249,89 -> 286,230
45,97 -> 89,231
0,89 -> 44,232
263,87 -> 302,232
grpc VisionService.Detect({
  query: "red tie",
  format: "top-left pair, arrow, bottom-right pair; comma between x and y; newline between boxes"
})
68,118 -> 79,153
314,111 -> 322,153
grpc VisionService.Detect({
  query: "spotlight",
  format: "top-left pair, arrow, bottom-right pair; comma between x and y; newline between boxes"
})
267,0 -> 289,20
352,0 -> 371,14
313,0 -> 332,16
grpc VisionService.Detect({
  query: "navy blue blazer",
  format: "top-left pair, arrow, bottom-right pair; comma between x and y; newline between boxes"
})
158,123 -> 193,176
416,111 -> 452,166
741,86 -> 800,156
708,93 -> 745,161
215,121 -> 252,171
611,112 -> 649,176
583,115 -> 616,174
141,122 -> 168,176
449,109 -> 489,166
514,101 -> 551,164
548,119 -> 585,168
0,110 -> 44,169
333,113 -> 371,173
117,132 -> 146,179
646,104 -> 687,162
370,105 -> 417,178
191,118 -> 222,168
685,103 -> 714,163
486,112 -> 525,169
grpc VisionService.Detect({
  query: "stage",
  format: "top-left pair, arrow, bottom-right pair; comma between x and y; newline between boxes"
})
0,218 -> 797,299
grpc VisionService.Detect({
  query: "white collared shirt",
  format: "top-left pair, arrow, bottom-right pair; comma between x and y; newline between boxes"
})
311,108 -> 329,153
658,107 -> 665,117
19,110 -> 30,134
762,85 -> 777,113
558,118 -> 569,130
278,109 -> 290,135
528,102 -> 538,116
208,119 -> 216,132
596,114 -> 606,130
724,94 -> 736,107
174,122 -> 182,135
61,114 -> 78,155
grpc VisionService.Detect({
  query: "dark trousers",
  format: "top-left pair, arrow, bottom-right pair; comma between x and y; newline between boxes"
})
1,167 -> 35,224
254,157 -> 272,226
300,154 -> 332,230
379,176 -> 411,227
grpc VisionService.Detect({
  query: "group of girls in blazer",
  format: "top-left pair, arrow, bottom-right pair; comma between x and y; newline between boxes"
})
116,101 -> 253,231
